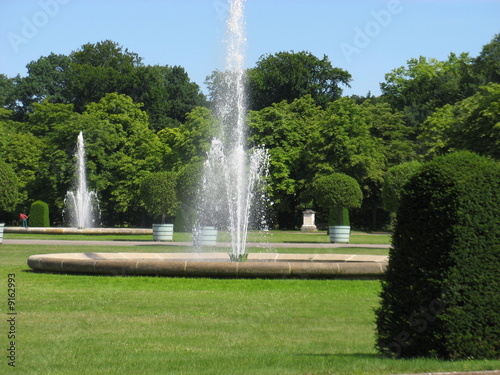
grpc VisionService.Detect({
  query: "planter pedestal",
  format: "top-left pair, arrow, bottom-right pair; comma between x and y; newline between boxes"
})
329,225 -> 350,243
195,226 -> 218,246
152,224 -> 174,241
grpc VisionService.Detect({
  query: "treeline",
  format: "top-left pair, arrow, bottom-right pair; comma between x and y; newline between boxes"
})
0,36 -> 498,229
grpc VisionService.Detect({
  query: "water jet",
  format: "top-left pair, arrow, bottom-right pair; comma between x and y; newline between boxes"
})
63,132 -> 101,229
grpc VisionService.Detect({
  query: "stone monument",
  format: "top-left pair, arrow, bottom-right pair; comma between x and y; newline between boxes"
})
301,209 -> 317,231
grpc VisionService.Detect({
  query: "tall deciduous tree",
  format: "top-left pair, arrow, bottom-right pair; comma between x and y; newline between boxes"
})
246,51 -> 351,110
0,159 -> 21,212
134,65 -> 207,131
248,95 -> 322,227
474,33 -> 500,85
139,172 -> 178,224
419,83 -> 500,160
380,53 -> 476,131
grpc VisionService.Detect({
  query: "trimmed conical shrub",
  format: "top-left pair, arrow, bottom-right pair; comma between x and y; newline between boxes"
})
375,151 -> 499,360
29,201 -> 50,227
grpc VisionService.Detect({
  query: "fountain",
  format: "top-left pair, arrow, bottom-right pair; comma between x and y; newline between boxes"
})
63,131 -> 100,228
27,0 -> 388,279
195,0 -> 269,261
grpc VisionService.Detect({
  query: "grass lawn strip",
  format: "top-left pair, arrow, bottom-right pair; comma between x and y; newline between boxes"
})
1,239 -> 498,374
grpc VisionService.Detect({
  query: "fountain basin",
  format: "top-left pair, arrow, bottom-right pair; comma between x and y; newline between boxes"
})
27,253 -> 388,279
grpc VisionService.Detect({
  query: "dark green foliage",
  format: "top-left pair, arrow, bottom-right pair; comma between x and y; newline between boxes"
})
313,173 -> 363,210
382,161 -> 422,213
328,206 -> 350,226
0,160 -> 21,212
139,172 -> 178,224
29,200 -> 50,227
375,151 -> 500,360
246,51 -> 352,110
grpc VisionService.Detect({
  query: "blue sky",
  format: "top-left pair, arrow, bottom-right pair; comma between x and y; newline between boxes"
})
1,0 -> 499,96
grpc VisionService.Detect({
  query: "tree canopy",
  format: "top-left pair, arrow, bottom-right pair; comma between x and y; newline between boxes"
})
1,35 -> 498,229
247,51 -> 352,110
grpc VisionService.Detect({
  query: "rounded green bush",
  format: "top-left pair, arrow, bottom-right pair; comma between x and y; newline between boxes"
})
29,200 -> 50,227
375,151 -> 499,360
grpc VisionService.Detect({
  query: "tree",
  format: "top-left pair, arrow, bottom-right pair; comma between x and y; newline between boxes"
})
133,65 -> 207,131
0,74 -> 15,109
360,100 -> 416,166
158,106 -> 217,169
380,53 -> 476,131
26,94 -> 166,226
0,108 -> 44,206
382,161 -> 421,213
0,160 -> 21,212
246,51 -> 351,110
139,172 -> 178,224
419,83 -> 500,160
248,95 -> 322,228
67,40 -> 143,112
10,41 -> 207,129
10,53 -> 71,119
312,173 -> 363,226
81,93 -> 165,223
474,33 -> 500,84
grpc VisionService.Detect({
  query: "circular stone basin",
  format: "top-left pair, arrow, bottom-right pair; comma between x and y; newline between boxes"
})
28,253 -> 388,279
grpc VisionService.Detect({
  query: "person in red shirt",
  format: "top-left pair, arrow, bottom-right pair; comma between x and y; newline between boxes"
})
19,213 -> 28,228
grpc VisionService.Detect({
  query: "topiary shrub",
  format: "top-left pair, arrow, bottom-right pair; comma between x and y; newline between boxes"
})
29,201 -> 50,227
375,151 -> 500,360
312,173 -> 363,226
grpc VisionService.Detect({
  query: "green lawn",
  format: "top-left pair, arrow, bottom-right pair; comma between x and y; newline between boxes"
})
1,239 -> 498,374
4,229 -> 392,245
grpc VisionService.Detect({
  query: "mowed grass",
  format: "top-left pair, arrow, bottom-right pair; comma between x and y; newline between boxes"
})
4,229 -> 392,245
1,240 -> 499,374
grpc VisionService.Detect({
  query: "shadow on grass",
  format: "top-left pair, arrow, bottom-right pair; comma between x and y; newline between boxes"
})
293,353 -> 379,359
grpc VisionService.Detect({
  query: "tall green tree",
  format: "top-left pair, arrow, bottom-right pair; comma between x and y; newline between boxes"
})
139,172 -> 178,224
380,53 -> 476,131
0,74 -> 16,109
26,94 -> 165,226
11,53 -> 71,119
0,108 -> 44,206
68,40 -> 143,112
81,93 -> 165,223
309,98 -> 387,229
474,33 -> 500,85
0,159 -> 21,213
246,51 -> 351,110
419,83 -> 500,160
134,65 -> 207,131
360,100 -> 416,166
158,106 -> 217,169
248,96 -> 322,227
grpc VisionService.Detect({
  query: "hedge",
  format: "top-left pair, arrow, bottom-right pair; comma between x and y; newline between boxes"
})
375,151 -> 499,360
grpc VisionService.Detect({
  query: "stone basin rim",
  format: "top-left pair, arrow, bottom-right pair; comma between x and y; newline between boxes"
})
27,252 -> 388,279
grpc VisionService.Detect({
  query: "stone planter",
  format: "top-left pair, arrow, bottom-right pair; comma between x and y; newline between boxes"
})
329,225 -> 350,243
0,223 -> 4,244
152,224 -> 174,242
195,226 -> 218,246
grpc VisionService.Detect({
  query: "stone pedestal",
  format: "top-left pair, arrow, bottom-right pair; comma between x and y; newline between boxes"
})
301,209 -> 317,231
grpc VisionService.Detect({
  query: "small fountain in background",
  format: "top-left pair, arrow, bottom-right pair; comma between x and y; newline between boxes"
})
196,0 -> 269,261
63,131 -> 101,228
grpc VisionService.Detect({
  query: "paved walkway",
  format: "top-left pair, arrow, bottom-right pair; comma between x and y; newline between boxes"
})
4,238 -> 390,249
